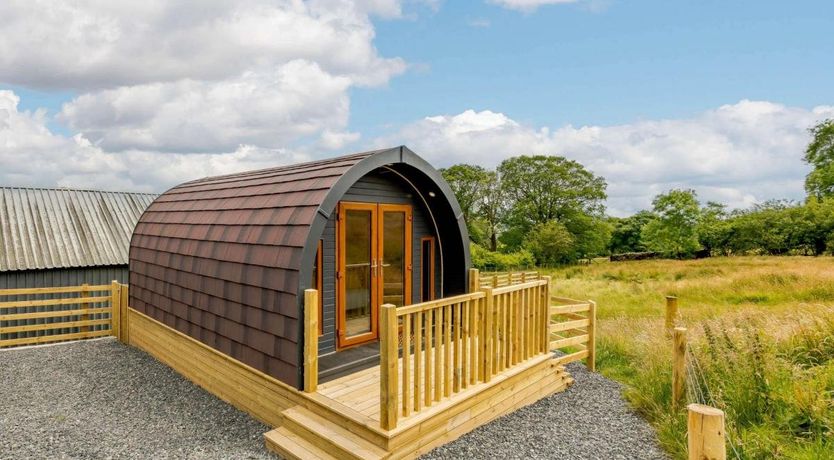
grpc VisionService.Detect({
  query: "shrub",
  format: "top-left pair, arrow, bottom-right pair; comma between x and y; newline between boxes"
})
469,243 -> 534,271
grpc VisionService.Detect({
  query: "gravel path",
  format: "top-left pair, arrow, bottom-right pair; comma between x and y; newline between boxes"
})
1,339 -> 666,459
0,338 -> 274,460
421,361 -> 668,460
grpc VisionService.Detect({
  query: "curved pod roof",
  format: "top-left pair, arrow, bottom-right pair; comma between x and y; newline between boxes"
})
129,146 -> 470,387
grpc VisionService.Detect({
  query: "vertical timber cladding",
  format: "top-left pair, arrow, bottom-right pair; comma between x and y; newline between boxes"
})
318,169 -> 441,355
128,146 -> 471,388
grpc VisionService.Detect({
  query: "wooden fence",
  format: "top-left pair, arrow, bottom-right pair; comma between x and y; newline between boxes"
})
0,281 -> 129,348
549,297 -> 596,370
379,277 -> 550,430
478,270 -> 540,288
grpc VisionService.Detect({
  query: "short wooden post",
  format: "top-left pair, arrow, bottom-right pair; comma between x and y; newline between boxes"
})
468,268 -> 480,293
587,300 -> 597,372
110,281 -> 121,341
380,303 -> 399,430
665,295 -> 679,335
482,287 -> 494,382
304,289 -> 319,393
542,276 -> 552,353
673,326 -> 687,411
80,283 -> 90,333
119,283 -> 129,344
687,404 -> 726,460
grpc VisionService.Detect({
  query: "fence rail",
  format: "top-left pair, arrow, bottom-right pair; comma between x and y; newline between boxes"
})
478,271 -> 539,288
548,298 -> 596,370
0,281 -> 129,348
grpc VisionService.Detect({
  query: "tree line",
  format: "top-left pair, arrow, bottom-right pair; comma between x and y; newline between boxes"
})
442,118 -> 834,269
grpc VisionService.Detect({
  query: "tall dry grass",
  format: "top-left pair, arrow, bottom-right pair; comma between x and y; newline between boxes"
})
544,257 -> 834,459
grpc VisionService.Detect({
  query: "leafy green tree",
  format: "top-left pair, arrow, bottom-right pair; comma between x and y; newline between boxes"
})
641,189 -> 701,258
608,211 -> 655,254
440,164 -> 491,244
479,170 -> 506,251
804,119 -> 834,199
564,212 -> 612,260
697,202 -> 733,256
523,221 -> 575,266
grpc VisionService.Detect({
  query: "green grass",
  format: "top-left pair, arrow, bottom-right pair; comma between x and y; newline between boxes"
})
542,257 -> 834,459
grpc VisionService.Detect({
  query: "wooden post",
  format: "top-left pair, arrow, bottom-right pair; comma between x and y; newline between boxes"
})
380,303 -> 398,430
542,276 -> 552,353
468,268 -> 480,293
119,283 -> 129,344
673,326 -> 687,411
304,289 -> 319,393
80,283 -> 90,333
665,295 -> 679,335
110,281 -> 121,341
482,287 -> 494,382
687,404 -> 726,460
587,300 -> 597,372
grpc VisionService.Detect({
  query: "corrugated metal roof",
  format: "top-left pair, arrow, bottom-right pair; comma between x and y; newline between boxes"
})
0,187 -> 157,272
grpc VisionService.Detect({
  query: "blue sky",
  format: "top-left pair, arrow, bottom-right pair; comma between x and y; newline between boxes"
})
1,0 -> 832,214
353,0 -> 833,136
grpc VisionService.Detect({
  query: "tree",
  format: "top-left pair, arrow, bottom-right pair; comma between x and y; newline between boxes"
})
697,202 -> 733,256
641,189 -> 701,258
804,119 -> 834,199
440,164 -> 491,244
499,155 -> 607,228
523,221 -> 575,266
608,211 -> 655,254
479,170 -> 506,251
498,155 -> 607,253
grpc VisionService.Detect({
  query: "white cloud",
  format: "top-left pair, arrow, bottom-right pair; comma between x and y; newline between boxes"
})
0,0 -> 408,156
488,0 -> 579,13
375,101 -> 834,215
0,90 -> 309,192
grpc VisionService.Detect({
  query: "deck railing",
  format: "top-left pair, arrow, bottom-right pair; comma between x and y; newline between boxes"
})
0,281 -> 129,348
478,270 -> 539,288
379,270 -> 551,430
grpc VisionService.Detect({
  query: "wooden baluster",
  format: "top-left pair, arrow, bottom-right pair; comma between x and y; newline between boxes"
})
483,287 -> 494,382
453,302 -> 462,393
434,305 -> 443,401
303,289 -> 319,393
444,303 -> 452,397
414,311 -> 423,412
460,300 -> 468,390
403,312 -> 411,417
424,309 -> 433,407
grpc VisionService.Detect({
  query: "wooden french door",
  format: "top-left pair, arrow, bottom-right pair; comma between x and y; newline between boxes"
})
337,202 -> 412,349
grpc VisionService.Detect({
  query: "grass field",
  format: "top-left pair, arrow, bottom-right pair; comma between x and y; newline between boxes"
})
543,256 -> 834,459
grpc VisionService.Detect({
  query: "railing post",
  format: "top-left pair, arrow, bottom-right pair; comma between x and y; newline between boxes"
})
119,283 -> 129,344
468,268 -> 480,293
304,289 -> 319,393
673,326 -> 687,411
587,300 -> 597,372
542,276 -> 552,353
665,295 -> 679,336
80,283 -> 90,333
481,287 -> 494,382
110,280 -> 121,341
380,303 -> 398,430
687,404 -> 726,460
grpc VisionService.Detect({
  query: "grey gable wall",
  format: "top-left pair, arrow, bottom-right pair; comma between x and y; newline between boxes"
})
317,168 -> 441,355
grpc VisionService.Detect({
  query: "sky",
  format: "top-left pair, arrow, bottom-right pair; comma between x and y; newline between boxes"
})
1,0 -> 832,216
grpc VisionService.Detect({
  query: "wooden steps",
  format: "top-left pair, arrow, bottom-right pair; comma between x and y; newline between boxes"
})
266,406 -> 388,460
264,427 -> 337,460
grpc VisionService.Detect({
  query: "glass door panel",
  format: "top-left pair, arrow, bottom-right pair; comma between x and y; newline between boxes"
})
381,209 -> 406,308
340,204 -> 377,345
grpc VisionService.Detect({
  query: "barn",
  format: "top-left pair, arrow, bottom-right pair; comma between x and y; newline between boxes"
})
0,187 -> 156,290
129,146 -> 471,388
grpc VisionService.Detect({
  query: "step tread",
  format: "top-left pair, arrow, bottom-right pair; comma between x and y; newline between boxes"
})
264,427 -> 338,460
283,406 -> 388,459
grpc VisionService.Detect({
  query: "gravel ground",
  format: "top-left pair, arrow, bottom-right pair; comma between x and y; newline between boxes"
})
0,338 -> 274,460
1,339 -> 666,460
421,360 -> 668,460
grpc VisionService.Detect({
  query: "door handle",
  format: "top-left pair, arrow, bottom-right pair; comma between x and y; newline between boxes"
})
371,259 -> 378,277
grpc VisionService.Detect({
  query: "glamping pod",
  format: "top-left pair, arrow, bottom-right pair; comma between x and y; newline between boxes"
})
129,146 -> 471,388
